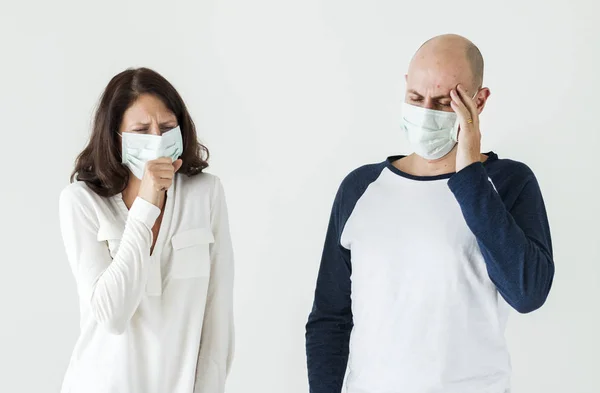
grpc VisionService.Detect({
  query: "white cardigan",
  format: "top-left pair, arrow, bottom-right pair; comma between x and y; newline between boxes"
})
58,172 -> 234,393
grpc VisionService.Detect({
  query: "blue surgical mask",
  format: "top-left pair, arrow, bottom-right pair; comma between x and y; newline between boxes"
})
121,126 -> 183,179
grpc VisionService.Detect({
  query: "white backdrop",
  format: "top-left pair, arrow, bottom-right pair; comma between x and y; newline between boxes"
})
1,0 -> 598,392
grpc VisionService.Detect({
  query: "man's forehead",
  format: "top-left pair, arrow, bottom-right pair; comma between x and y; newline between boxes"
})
406,65 -> 466,94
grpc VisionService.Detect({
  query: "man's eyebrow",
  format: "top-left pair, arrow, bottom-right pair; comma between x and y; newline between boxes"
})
407,89 -> 423,97
407,89 -> 451,100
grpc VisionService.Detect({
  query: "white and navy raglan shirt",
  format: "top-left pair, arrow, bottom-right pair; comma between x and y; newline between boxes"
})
306,152 -> 554,393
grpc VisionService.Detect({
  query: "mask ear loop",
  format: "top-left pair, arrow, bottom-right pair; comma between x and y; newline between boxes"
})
117,132 -> 126,164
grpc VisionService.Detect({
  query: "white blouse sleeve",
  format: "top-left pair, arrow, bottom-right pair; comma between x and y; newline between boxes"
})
194,176 -> 235,393
59,185 -> 160,335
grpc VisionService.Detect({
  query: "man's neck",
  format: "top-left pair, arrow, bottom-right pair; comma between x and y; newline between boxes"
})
394,149 -> 487,177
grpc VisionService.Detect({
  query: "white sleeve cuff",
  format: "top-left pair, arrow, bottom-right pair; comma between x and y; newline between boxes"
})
128,197 -> 161,228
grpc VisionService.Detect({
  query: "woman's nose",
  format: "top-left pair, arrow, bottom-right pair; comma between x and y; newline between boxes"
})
148,124 -> 161,136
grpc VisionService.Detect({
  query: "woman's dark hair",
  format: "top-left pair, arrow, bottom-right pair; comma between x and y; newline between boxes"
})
71,67 -> 209,197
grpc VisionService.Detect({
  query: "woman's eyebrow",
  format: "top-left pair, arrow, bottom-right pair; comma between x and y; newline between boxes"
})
129,121 -> 151,127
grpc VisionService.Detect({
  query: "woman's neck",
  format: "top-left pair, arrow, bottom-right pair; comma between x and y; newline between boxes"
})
121,176 -> 141,210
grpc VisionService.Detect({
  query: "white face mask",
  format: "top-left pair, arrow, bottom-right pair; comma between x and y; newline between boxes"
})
401,102 -> 459,160
121,126 -> 183,179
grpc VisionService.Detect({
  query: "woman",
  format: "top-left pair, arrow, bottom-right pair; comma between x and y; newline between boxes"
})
59,68 -> 234,393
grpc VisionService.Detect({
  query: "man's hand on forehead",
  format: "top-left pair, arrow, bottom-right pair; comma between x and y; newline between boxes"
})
451,84 -> 482,172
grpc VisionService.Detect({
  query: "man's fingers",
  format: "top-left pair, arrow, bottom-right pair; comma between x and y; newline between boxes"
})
457,85 -> 478,118
450,88 -> 477,142
450,88 -> 466,112
450,89 -> 471,124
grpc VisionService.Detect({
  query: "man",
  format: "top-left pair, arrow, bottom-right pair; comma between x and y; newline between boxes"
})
305,34 -> 554,393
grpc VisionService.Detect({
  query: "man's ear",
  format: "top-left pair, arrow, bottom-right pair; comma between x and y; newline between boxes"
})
476,87 -> 491,114
405,74 -> 408,82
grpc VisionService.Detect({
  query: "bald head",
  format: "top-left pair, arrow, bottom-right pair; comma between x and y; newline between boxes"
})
412,34 -> 484,89
405,34 -> 488,113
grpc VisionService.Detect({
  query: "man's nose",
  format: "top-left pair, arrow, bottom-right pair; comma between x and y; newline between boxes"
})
422,98 -> 436,110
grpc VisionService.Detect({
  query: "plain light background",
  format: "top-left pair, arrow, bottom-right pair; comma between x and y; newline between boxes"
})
1,0 -> 598,392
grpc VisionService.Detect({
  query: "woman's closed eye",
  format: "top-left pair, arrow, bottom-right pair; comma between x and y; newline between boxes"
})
129,125 -> 177,134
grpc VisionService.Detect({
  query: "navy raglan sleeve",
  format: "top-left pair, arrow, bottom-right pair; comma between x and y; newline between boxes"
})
305,163 -> 383,393
447,161 -> 555,313
305,181 -> 353,393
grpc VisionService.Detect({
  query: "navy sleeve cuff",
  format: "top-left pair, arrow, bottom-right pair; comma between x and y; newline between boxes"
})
447,161 -> 489,202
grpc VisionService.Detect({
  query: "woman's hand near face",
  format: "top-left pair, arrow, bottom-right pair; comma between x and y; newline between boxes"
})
138,158 -> 183,207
